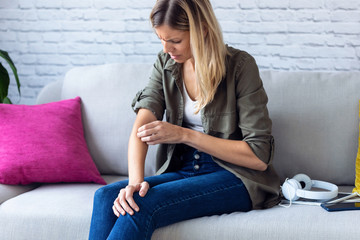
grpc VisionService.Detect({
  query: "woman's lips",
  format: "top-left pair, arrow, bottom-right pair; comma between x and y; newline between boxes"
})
170,55 -> 180,60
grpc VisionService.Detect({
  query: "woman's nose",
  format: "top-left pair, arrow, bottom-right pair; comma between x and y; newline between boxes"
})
162,41 -> 173,53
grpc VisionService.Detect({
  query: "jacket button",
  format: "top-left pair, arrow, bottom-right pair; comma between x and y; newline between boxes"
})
194,154 -> 200,160
194,164 -> 200,170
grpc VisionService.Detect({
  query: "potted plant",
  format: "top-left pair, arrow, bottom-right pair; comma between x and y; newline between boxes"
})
0,49 -> 21,104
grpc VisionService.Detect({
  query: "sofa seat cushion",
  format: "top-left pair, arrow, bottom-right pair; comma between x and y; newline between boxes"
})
153,200 -> 358,240
0,182 -> 356,240
0,184 -> 39,204
0,175 -> 126,240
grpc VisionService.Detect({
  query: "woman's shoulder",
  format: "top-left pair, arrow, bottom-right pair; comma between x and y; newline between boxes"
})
224,45 -> 262,87
225,45 -> 256,67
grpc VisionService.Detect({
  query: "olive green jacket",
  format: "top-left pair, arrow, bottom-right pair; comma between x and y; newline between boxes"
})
132,46 -> 281,209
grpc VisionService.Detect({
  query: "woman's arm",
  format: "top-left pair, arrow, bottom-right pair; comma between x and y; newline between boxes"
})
183,129 -> 268,171
128,108 -> 157,185
113,108 -> 157,217
137,121 -> 268,171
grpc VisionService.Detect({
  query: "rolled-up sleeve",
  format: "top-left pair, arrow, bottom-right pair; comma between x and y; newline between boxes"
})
132,55 -> 166,121
236,56 -> 274,165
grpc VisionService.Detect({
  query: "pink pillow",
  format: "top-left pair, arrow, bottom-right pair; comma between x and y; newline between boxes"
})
0,97 -> 106,185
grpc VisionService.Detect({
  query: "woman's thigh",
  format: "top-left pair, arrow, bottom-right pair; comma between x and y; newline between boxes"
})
108,169 -> 252,240
146,169 -> 252,226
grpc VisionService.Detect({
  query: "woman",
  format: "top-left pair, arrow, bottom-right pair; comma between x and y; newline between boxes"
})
89,0 -> 280,239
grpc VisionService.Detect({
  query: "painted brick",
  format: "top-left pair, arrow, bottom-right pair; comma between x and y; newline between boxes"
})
0,0 -> 18,8
330,11 -> 360,22
325,0 -> 360,10
36,55 -> 69,66
20,55 -> 37,65
211,0 -> 239,9
62,0 -> 92,9
17,32 -> 42,42
290,1 -> 323,9
18,0 -> 34,9
331,23 -> 360,34
238,0 -> 257,10
0,31 -> 17,41
93,0 -> 126,10
215,9 -> 246,21
257,0 -> 289,9
0,10 -> 23,20
35,0 -> 61,9
260,11 -> 294,22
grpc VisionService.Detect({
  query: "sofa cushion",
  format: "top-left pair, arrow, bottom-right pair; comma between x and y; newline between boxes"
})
0,184 -> 38,204
0,97 -> 105,185
60,63 -> 157,176
152,198 -> 358,240
1,182 -> 356,240
0,175 -> 125,240
262,71 -> 359,185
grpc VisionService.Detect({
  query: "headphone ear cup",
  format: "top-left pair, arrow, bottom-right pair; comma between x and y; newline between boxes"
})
293,174 -> 312,190
282,179 -> 301,201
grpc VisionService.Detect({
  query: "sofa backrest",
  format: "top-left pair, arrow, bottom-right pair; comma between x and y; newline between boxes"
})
37,64 -> 359,185
262,71 -> 359,185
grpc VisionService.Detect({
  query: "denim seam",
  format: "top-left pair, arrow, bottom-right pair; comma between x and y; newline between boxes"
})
144,181 -> 245,239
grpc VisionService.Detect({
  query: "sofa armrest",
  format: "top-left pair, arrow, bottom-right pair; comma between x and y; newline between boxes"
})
0,184 -> 39,204
36,79 -> 64,104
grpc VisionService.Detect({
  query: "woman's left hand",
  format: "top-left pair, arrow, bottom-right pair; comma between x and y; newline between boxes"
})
137,120 -> 184,145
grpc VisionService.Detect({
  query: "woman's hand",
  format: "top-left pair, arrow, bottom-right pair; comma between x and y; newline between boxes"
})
137,121 -> 185,145
112,181 -> 149,217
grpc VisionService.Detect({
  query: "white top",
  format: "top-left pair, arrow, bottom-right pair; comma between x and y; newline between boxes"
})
182,82 -> 204,132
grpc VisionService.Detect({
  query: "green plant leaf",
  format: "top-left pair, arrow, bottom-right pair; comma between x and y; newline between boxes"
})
0,49 -> 21,95
0,62 -> 10,102
2,96 -> 12,104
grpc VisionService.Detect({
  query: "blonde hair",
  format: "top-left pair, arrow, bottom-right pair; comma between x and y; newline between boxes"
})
150,0 -> 228,113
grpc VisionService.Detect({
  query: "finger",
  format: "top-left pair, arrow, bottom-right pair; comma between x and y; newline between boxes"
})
125,187 -> 140,213
137,128 -> 157,138
119,189 -> 135,215
113,197 -> 125,217
140,133 -> 161,144
139,182 -> 150,197
138,121 -> 159,132
112,205 -> 119,217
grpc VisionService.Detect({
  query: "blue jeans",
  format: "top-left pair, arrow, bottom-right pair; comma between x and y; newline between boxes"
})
89,147 -> 252,240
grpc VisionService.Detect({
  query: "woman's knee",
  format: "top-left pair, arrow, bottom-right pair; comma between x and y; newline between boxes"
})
94,181 -> 127,202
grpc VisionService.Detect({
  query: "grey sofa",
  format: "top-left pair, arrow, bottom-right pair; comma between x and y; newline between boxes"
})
0,63 -> 359,240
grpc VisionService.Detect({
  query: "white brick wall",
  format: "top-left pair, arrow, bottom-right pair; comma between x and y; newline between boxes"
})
1,0 -> 359,104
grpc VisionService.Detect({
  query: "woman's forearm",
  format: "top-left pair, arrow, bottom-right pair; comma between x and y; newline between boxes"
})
128,109 -> 157,185
181,128 -> 268,171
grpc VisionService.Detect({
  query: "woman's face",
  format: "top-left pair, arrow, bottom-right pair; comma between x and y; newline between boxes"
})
155,25 -> 192,63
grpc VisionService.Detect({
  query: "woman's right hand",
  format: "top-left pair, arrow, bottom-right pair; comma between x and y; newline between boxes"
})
112,181 -> 150,217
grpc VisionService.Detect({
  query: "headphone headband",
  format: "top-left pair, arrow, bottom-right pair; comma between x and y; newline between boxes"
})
281,174 -> 338,201
296,180 -> 338,200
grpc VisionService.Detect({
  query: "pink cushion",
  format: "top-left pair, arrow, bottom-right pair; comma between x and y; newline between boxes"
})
0,97 -> 106,185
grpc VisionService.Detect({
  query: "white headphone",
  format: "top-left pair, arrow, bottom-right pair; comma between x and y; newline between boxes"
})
281,174 -> 338,201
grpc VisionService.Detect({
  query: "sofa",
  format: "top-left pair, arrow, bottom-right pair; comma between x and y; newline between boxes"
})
0,62 -> 359,240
